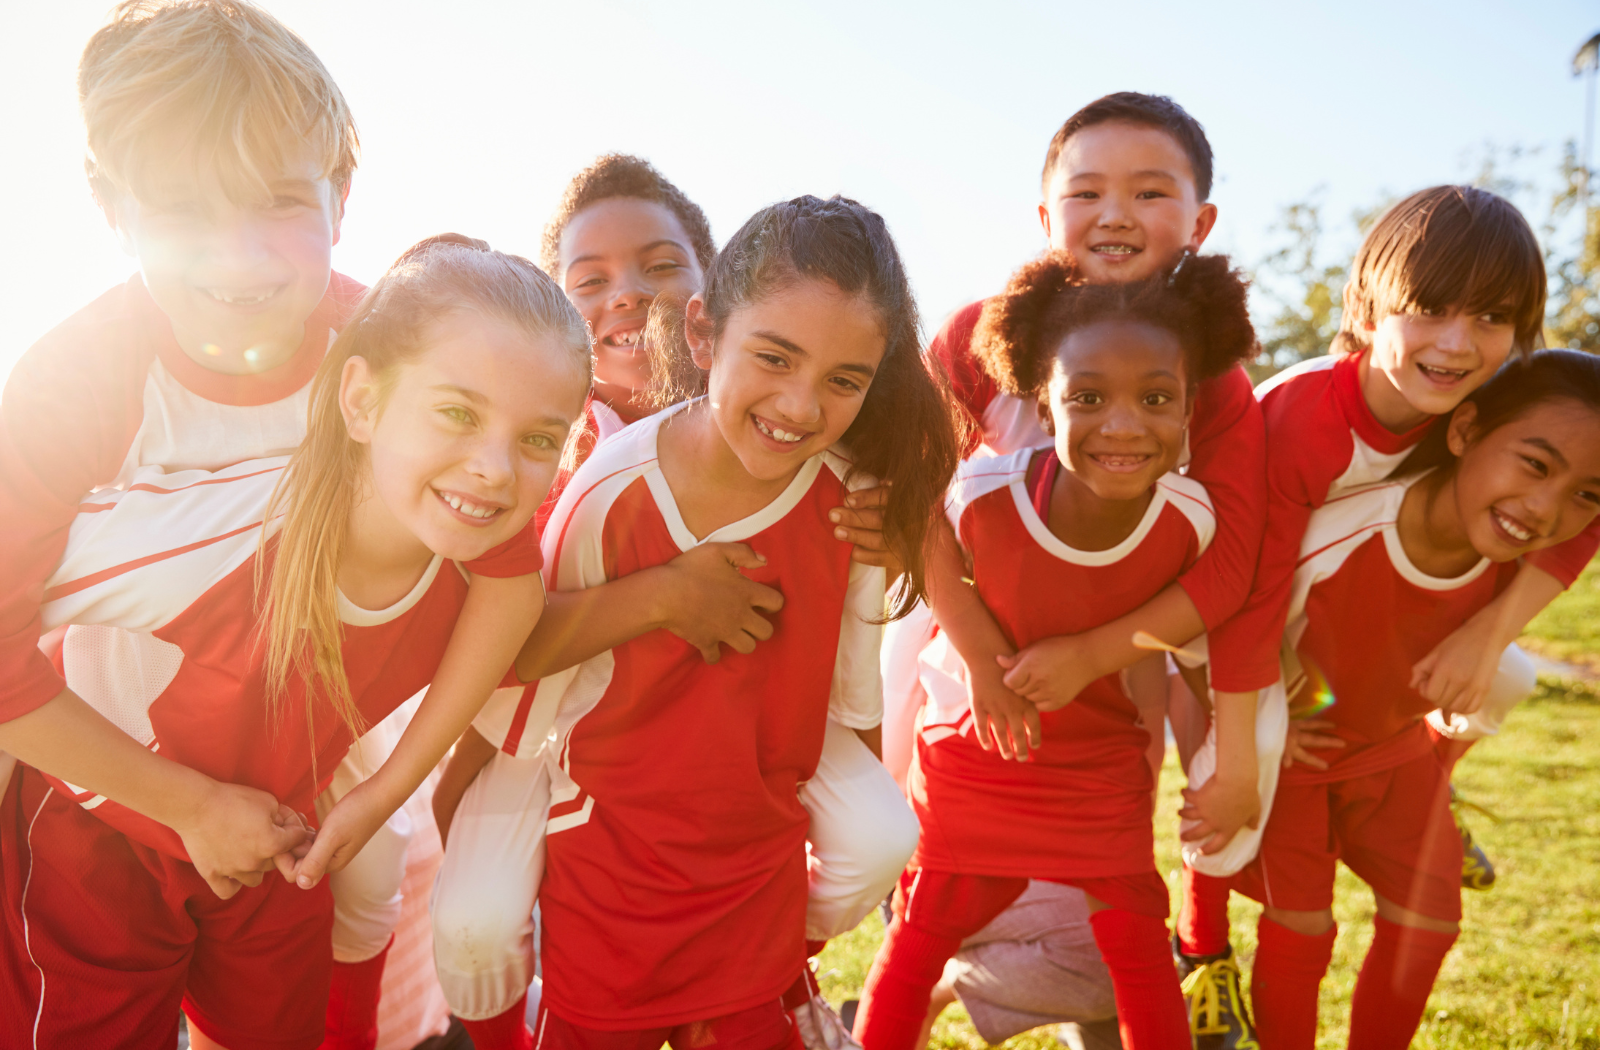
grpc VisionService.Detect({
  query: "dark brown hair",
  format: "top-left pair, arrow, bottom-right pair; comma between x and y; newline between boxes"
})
540,154 -> 715,278
649,195 -> 961,619
1337,185 -> 1546,357
1396,350 -> 1600,477
1041,92 -> 1214,201
972,251 -> 1254,403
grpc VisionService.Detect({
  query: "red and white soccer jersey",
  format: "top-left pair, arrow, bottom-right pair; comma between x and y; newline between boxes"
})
35,458 -> 528,858
1208,351 -> 1600,692
927,299 -> 1264,632
480,401 -> 885,1030
1278,474 -> 1517,761
911,447 -> 1213,887
1229,473 -> 1516,922
534,395 -> 634,534
0,272 -> 366,726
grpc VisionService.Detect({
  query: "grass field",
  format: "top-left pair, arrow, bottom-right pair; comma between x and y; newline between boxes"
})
815,576 -> 1600,1049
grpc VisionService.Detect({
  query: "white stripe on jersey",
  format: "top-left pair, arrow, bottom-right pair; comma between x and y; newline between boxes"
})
944,445 -> 1216,565
41,458 -> 288,635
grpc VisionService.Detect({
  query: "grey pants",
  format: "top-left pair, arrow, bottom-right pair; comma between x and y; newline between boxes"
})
947,881 -> 1123,1050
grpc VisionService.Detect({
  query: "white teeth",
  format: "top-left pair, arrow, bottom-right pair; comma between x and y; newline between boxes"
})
206,289 -> 274,305
1419,364 -> 1469,380
440,492 -> 498,519
1093,245 -> 1137,255
607,330 -> 641,346
1494,510 -> 1531,542
754,418 -> 804,444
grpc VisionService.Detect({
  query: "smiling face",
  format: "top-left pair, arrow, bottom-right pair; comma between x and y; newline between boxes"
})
1039,122 -> 1217,284
686,277 -> 886,483
1445,398 -> 1600,563
1361,308 -> 1519,431
1041,319 -> 1190,501
558,198 -> 705,417
107,143 -> 344,375
344,310 -> 590,564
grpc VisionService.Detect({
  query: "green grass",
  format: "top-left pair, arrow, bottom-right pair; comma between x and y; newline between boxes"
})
815,570 -> 1600,1047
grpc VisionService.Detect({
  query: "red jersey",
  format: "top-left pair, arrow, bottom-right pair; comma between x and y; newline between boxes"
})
0,273 -> 365,724
1282,475 -> 1516,765
927,298 -> 1264,632
534,395 -> 632,534
495,402 -> 885,1028
35,459 -> 530,859
911,447 -> 1213,879
1209,352 -> 1600,692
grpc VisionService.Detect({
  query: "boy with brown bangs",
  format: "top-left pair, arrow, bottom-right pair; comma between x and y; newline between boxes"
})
0,4 -> 430,1048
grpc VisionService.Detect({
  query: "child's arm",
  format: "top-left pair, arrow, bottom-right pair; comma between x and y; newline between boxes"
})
516,541 -> 784,680
923,521 -> 1041,760
432,725 -> 498,848
0,689 -> 310,898
1178,689 -> 1261,854
293,572 -> 544,887
1411,539 -> 1592,714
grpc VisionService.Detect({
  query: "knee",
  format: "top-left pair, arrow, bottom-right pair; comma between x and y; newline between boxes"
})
1261,906 -> 1334,938
1485,645 -> 1537,722
431,889 -> 531,973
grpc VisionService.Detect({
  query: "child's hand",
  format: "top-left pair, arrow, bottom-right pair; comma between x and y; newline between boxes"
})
996,635 -> 1098,713
433,727 -> 498,849
1411,616 -> 1502,716
660,543 -> 785,663
1179,776 -> 1260,854
829,484 -> 904,577
290,781 -> 395,890
968,672 -> 1042,761
175,782 -> 313,900
1282,718 -> 1344,770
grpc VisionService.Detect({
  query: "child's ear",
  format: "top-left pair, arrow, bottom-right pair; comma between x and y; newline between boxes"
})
339,356 -> 380,442
685,296 -> 715,370
1035,397 -> 1056,437
1445,401 -> 1479,457
1186,202 -> 1219,252
1037,201 -> 1054,243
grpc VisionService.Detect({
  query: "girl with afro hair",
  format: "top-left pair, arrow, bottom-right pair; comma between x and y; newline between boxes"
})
854,252 -> 1257,1050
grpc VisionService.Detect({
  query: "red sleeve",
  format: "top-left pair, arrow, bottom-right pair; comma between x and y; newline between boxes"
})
463,515 -> 545,578
0,282 -> 156,723
1173,366 -> 1267,633
1207,379 -> 1354,692
1526,518 -> 1600,587
926,300 -> 995,457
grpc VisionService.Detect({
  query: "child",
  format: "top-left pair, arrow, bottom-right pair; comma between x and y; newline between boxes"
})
430,195 -> 958,1050
0,239 -> 591,1049
903,91 -> 1265,766
1233,350 -> 1600,1048
1174,186 -> 1593,1043
853,252 -> 1256,1050
430,161 -> 922,1048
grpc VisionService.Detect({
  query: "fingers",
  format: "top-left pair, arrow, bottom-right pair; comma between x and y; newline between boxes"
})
697,644 -> 722,665
708,543 -> 767,570
726,631 -> 757,656
273,851 -> 299,883
235,870 -> 264,889
202,873 -> 242,900
990,717 -> 1015,760
741,611 -> 775,643
745,582 -> 785,614
848,548 -> 896,569
292,834 -> 337,890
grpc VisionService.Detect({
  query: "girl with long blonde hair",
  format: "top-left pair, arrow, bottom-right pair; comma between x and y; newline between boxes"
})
0,237 -> 590,1050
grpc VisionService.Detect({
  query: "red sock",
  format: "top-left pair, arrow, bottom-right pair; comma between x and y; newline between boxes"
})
460,995 -> 534,1050
319,937 -> 392,1050
1086,909 -> 1190,1050
1251,918 -> 1336,1050
1349,916 -> 1458,1049
1177,865 -> 1232,957
852,918 -> 960,1050
781,940 -> 831,1009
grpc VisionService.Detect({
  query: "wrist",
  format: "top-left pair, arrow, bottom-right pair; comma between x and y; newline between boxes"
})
644,566 -> 681,632
161,763 -> 223,832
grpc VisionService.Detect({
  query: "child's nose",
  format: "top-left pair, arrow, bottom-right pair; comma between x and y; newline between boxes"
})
1435,314 -> 1475,353
774,380 -> 822,425
467,438 -> 516,486
1098,403 -> 1144,437
608,273 -> 653,311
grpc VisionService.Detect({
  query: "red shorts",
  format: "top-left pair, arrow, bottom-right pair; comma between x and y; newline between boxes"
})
533,997 -> 804,1050
1231,748 -> 1462,923
896,866 -> 1170,939
0,765 -> 334,1050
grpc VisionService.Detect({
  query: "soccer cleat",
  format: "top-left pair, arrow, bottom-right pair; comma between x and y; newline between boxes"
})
1174,938 -> 1261,1050
792,992 -> 863,1050
1451,785 -> 1498,890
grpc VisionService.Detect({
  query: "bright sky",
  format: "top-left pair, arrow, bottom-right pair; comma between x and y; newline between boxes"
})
2,0 -> 1596,387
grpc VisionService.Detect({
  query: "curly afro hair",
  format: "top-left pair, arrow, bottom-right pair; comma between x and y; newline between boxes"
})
540,154 -> 715,278
971,251 -> 1255,403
